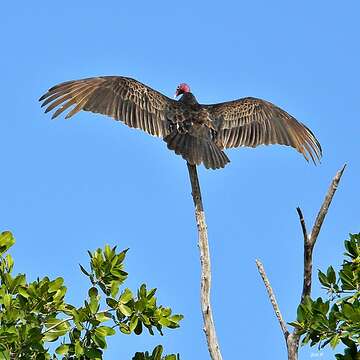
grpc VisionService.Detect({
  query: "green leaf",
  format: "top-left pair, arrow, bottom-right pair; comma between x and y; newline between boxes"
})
117,248 -> 129,264
120,288 -> 133,304
140,314 -> 151,326
44,318 -> 70,332
106,297 -> 118,309
84,348 -> 103,359
340,337 -> 356,348
301,333 -> 311,345
288,321 -> 303,329
43,332 -> 64,342
119,323 -> 131,335
339,265 -> 356,290
330,334 -> 340,349
0,350 -> 10,360
0,231 -> 15,255
94,326 -> 116,337
79,264 -> 90,277
104,244 -> 115,261
169,315 -> 183,323
158,317 -> 171,327
5,254 -> 14,271
139,284 -> 147,299
48,277 -> 64,292
130,316 -> 139,332
164,355 -> 178,360
327,266 -> 336,284
161,307 -> 172,317
110,281 -> 120,297
342,303 -> 354,319
55,344 -> 70,355
345,234 -> 360,259
118,303 -> 133,317
132,346 -> 180,360
134,320 -> 143,335
147,288 -> 157,299
296,304 -> 305,322
70,328 -> 81,341
151,345 -> 163,360
8,274 -> 26,293
318,270 -> 330,287
110,268 -> 128,278
135,299 -> 146,312
88,286 -> 99,298
89,296 -> 99,314
95,311 -> 112,323
92,333 -> 107,349
17,285 -> 30,299
3,294 -> 11,309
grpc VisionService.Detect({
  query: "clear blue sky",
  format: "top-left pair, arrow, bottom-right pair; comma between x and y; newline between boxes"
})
1,1 -> 359,358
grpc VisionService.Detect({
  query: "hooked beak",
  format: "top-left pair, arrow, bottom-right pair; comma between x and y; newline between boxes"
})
174,88 -> 181,99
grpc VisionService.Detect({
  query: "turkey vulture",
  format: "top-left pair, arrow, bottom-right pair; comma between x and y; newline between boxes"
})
39,76 -> 322,169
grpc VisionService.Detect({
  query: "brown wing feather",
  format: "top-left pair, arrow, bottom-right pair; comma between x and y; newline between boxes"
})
205,97 -> 322,163
39,76 -> 180,138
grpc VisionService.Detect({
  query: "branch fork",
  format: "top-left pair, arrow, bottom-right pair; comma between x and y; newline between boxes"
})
256,164 -> 346,360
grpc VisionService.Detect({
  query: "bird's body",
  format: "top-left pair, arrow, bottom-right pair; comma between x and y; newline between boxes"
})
163,91 -> 230,168
39,76 -> 322,169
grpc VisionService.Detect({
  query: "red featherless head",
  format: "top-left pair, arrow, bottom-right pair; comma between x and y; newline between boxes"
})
175,83 -> 190,98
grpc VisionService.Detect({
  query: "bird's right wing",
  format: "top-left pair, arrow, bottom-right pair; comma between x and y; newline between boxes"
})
39,76 -> 181,138
205,97 -> 322,163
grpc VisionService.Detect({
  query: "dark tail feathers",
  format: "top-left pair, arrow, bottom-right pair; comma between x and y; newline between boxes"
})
164,131 -> 230,169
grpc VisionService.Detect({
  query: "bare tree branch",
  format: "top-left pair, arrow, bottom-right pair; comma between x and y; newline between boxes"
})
286,333 -> 300,360
256,164 -> 347,360
256,260 -> 301,360
255,259 -> 289,339
187,163 -> 222,360
309,164 -> 347,246
296,207 -> 308,244
300,164 -> 346,303
297,206 -> 313,304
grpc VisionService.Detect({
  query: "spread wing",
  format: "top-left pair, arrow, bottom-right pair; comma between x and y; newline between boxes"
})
39,76 -> 180,138
205,97 -> 322,163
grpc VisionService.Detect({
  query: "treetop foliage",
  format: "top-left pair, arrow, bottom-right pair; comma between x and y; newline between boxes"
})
289,233 -> 360,359
0,231 -> 182,360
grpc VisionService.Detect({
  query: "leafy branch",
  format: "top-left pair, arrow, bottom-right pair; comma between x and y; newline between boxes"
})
0,231 -> 182,359
290,233 -> 360,359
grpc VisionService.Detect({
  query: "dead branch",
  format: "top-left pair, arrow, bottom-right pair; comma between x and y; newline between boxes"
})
300,164 -> 346,303
255,259 -> 289,339
256,164 -> 346,360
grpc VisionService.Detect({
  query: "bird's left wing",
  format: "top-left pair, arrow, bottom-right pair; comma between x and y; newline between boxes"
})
204,97 -> 322,163
39,76 -> 180,138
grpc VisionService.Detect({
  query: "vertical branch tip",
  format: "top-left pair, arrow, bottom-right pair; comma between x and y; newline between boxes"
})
255,259 -> 289,339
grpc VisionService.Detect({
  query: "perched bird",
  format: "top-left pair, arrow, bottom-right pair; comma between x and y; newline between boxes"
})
39,76 -> 322,169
